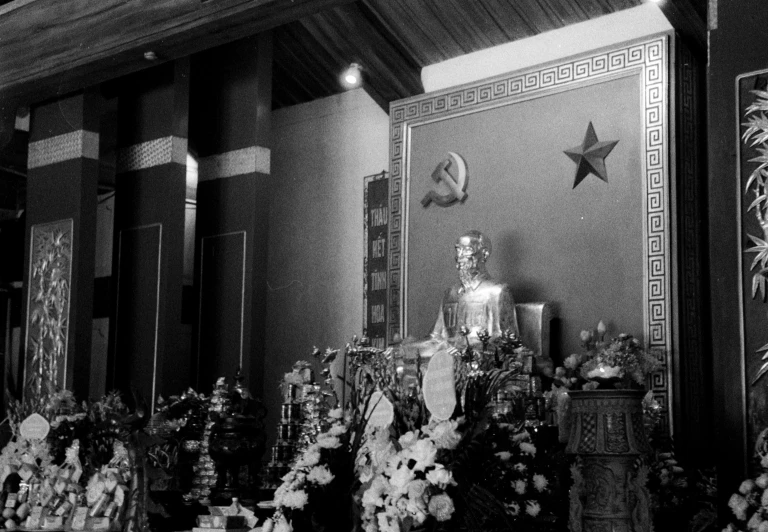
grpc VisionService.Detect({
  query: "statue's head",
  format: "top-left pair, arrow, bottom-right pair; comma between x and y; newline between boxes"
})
454,230 -> 491,278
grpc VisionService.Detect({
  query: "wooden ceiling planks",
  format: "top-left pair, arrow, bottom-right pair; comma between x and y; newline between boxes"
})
0,0 -> 355,107
296,4 -> 423,108
272,23 -> 340,108
0,0 -> 709,119
365,0 -> 466,63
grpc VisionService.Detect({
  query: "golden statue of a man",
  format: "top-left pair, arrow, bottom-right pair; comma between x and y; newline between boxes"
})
431,230 -> 519,348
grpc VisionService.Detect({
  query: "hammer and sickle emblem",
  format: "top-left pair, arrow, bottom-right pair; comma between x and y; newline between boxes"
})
421,151 -> 469,207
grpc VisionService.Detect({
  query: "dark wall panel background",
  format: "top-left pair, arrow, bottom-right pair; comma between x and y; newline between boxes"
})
113,225 -> 161,408
198,232 -> 246,380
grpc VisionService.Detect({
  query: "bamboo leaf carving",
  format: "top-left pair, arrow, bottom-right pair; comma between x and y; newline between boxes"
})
743,90 -> 768,384
25,221 -> 72,403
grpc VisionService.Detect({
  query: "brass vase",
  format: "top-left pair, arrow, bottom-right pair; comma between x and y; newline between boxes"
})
565,389 -> 652,532
208,414 -> 264,504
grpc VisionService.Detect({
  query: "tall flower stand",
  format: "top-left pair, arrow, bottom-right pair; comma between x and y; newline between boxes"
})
564,389 -> 653,532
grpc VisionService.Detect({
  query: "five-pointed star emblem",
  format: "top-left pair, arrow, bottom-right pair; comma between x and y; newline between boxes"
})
564,122 -> 619,188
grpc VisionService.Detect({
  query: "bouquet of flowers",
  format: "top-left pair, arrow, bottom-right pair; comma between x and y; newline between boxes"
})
553,321 -> 661,391
269,407 -> 360,532
723,429 -> 768,532
266,335 -> 558,532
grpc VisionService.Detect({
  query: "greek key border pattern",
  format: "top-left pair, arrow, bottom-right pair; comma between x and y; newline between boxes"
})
388,36 -> 671,427
199,146 -> 271,180
28,130 -> 99,169
116,136 -> 187,173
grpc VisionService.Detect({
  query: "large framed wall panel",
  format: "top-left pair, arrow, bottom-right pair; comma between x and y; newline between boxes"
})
737,68 -> 768,463
388,35 -> 676,432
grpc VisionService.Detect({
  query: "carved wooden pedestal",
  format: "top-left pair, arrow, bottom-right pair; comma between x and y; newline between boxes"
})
565,389 -> 652,532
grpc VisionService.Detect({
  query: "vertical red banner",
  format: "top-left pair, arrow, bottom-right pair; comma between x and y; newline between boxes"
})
364,172 -> 389,348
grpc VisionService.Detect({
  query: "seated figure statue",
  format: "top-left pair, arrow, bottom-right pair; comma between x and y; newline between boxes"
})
422,230 -> 519,352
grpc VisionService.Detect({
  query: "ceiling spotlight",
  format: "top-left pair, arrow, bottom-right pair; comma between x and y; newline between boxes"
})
341,63 -> 363,89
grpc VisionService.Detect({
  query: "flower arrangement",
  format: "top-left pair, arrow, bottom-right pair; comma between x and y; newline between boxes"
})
356,422 -> 461,532
265,335 -> 559,532
269,407 -> 359,532
723,428 -> 768,532
553,321 -> 661,390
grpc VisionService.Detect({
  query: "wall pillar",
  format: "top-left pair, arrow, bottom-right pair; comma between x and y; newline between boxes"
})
23,91 -> 101,399
190,34 -> 272,396
109,60 -> 190,411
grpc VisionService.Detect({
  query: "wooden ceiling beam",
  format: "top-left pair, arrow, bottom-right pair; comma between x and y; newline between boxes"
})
0,0 -> 354,108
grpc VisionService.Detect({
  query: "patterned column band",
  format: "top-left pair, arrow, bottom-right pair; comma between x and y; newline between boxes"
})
27,130 -> 99,169
199,146 -> 271,181
116,136 -> 188,173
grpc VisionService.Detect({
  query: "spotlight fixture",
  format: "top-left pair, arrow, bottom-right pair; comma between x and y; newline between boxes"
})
341,63 -> 363,89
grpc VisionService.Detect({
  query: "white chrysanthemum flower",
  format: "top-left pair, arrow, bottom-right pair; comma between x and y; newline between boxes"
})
512,431 -> 530,442
389,465 -> 415,494
426,420 -> 461,450
564,354 -> 581,369
296,450 -> 321,468
729,493 -> 749,521
748,512 -> 764,531
328,424 -> 347,437
362,475 -> 388,508
495,451 -> 511,462
525,500 -> 541,517
316,435 -> 341,449
398,431 -> 420,448
307,465 -> 334,486
274,516 -> 293,532
281,489 -> 308,509
428,493 -> 455,522
740,479 -> 757,494
519,442 -> 537,455
407,479 -> 427,502
426,464 -> 454,489
514,480 -> 526,495
408,438 -> 437,472
533,474 -> 549,492
329,408 -> 344,419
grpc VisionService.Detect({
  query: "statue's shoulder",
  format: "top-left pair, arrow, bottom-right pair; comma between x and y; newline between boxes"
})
442,284 -> 461,300
481,278 -> 509,296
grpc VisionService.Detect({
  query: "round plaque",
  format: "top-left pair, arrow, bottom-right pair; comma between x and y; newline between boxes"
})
423,348 -> 457,421
19,413 -> 50,440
